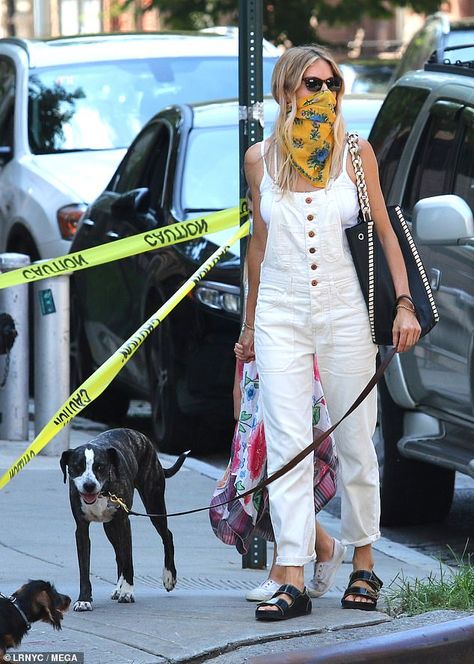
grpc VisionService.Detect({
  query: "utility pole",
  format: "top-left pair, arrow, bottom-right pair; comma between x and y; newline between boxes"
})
239,0 -> 266,570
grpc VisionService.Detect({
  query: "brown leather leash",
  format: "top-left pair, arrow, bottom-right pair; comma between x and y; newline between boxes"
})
108,347 -> 396,518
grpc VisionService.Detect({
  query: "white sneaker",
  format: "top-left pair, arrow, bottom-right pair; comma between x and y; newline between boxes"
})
307,538 -> 347,598
245,578 -> 281,602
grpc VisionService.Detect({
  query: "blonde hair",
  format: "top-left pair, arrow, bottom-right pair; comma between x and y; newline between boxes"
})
268,44 -> 346,191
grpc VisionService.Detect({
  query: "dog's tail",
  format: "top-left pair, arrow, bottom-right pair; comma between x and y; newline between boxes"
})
163,450 -> 190,478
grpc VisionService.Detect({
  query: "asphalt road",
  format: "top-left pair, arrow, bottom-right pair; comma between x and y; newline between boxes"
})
380,473 -> 474,566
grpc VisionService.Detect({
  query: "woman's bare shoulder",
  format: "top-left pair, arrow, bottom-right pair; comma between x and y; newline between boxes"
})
358,137 -> 377,161
245,141 -> 264,165
245,141 -> 266,186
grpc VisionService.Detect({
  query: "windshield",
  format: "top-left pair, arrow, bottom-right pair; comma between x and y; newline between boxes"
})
28,57 -> 277,154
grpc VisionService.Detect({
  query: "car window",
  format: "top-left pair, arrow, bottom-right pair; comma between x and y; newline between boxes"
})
453,108 -> 474,213
0,57 -> 15,148
27,57 -> 277,154
403,100 -> 462,214
182,127 -> 239,211
369,86 -> 429,198
142,126 -> 171,213
113,124 -> 162,194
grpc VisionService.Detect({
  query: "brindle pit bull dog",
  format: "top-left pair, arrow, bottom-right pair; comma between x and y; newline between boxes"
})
60,428 -> 188,611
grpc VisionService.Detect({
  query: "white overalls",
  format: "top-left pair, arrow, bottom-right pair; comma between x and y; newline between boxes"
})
255,141 -> 380,566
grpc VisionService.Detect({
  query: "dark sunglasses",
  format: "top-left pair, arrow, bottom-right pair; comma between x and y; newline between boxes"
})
303,76 -> 342,93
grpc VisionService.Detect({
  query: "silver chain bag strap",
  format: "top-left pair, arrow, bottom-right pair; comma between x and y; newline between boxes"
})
345,132 -> 439,345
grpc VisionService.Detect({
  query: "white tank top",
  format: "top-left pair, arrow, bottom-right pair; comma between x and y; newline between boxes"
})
259,140 -> 360,231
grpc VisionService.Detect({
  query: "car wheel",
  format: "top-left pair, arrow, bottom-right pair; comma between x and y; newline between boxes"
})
146,316 -> 196,454
378,375 -> 455,526
7,231 -> 40,263
70,288 -> 130,423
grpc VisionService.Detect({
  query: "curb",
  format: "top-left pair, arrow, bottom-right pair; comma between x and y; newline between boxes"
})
248,615 -> 474,663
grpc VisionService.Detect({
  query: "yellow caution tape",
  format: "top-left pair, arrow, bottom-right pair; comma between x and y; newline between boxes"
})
0,207 -> 241,290
0,220 -> 250,489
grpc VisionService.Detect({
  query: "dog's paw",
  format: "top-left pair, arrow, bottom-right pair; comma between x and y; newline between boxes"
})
117,591 -> 135,603
116,580 -> 135,603
73,600 -> 93,612
111,574 -> 124,600
162,567 -> 177,592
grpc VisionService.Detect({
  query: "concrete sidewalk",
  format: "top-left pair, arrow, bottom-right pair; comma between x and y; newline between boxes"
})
0,420 -> 467,663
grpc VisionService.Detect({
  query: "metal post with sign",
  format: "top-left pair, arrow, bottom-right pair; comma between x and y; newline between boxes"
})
34,273 -> 70,455
239,0 -> 267,570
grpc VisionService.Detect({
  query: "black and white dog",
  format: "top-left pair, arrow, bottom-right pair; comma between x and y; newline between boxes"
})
60,428 -> 188,612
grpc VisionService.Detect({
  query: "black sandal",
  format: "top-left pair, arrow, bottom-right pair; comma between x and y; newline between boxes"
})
341,570 -> 383,612
255,584 -> 312,622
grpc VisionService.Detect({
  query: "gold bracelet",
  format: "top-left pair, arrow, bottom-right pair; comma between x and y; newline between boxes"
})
242,320 -> 255,331
395,294 -> 416,309
396,304 -> 416,314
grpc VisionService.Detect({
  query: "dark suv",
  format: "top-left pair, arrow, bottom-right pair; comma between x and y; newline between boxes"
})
369,50 -> 474,526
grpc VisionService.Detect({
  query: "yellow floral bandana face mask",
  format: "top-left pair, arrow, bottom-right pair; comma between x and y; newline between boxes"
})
286,90 -> 337,187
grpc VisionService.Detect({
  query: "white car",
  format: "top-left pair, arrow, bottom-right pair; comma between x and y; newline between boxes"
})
0,33 -> 279,259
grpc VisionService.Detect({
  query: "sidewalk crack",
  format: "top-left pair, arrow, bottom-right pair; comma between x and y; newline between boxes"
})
63,623 -> 178,661
0,539 -> 64,568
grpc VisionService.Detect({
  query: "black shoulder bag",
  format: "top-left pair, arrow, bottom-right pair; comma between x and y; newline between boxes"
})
345,132 -> 439,346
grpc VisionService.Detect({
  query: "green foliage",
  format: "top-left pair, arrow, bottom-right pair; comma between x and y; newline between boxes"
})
140,0 -> 441,46
385,548 -> 474,616
28,76 -> 85,153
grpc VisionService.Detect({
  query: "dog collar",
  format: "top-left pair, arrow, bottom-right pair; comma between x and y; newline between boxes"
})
0,593 -> 31,630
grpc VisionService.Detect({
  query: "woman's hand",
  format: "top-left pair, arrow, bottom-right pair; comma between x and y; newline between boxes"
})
392,307 -> 421,353
234,326 -> 255,363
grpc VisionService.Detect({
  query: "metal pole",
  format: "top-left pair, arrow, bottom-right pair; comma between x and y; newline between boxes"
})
33,0 -> 52,38
0,253 -> 30,440
34,273 -> 70,455
239,0 -> 266,570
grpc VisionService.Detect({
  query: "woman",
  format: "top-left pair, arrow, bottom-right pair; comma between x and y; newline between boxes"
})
210,355 -> 345,603
235,44 -> 421,622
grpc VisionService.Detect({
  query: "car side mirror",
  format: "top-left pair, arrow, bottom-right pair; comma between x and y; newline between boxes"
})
413,195 -> 474,245
110,187 -> 150,221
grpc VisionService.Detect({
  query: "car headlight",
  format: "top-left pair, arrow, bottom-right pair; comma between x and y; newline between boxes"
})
195,281 -> 240,315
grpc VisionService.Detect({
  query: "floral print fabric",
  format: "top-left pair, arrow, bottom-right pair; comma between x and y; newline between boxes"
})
209,358 -> 338,554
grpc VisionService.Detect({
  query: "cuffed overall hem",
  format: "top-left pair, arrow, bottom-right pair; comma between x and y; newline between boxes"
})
276,553 -> 316,567
342,532 -> 381,548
